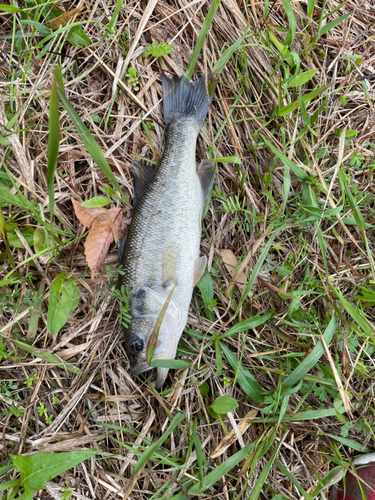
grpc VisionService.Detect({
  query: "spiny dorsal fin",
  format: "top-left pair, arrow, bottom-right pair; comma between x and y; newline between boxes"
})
198,160 -> 216,209
129,162 -> 156,208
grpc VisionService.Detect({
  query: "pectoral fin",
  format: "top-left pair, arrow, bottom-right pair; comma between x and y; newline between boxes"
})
156,367 -> 169,388
193,255 -> 207,286
198,160 -> 216,209
129,162 -> 156,208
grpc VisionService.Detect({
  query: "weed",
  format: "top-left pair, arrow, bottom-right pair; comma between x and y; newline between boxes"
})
143,41 -> 172,58
125,67 -> 139,90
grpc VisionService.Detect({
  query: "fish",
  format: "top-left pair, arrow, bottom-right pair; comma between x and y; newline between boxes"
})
118,72 -> 216,387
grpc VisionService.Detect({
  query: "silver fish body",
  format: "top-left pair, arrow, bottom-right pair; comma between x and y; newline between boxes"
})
119,74 -> 216,387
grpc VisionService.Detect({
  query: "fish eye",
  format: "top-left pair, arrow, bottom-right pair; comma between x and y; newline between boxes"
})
130,338 -> 144,353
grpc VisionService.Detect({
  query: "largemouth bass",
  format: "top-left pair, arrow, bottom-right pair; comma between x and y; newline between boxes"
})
118,73 -> 216,387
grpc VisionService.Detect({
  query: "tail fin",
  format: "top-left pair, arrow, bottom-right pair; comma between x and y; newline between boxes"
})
162,73 -> 216,127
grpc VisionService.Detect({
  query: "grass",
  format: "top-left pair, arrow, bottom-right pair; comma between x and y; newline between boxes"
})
1,0 -> 375,498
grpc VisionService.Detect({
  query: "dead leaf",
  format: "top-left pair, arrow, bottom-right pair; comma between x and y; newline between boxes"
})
220,249 -> 261,310
45,6 -> 85,30
210,409 -> 258,459
71,198 -> 122,280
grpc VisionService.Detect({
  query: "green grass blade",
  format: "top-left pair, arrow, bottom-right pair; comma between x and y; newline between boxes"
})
4,338 -> 79,374
318,13 -> 350,36
254,406 -> 346,423
248,431 -> 288,500
133,412 -> 185,475
0,4 -> 23,12
191,420 -> 205,488
54,70 -> 126,202
185,0 -> 221,80
219,312 -> 273,339
325,433 -> 372,453
263,138 -> 309,181
238,232 -> 276,310
147,283 -> 176,364
277,84 -> 331,116
179,443 -> 254,500
47,82 -> 60,226
281,315 -> 336,390
281,0 -> 296,45
275,460 -> 314,500
212,32 -> 248,75
220,343 -> 264,403
331,287 -> 375,342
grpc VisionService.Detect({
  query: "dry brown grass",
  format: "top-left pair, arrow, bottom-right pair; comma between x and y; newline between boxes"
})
1,0 -> 375,498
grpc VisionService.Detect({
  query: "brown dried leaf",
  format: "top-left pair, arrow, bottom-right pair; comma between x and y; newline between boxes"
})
72,198 -> 122,280
210,409 -> 258,459
45,6 -> 85,30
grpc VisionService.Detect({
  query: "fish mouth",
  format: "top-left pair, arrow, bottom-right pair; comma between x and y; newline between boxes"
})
130,362 -> 152,375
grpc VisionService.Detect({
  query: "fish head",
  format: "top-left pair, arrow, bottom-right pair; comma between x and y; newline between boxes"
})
122,284 -> 184,385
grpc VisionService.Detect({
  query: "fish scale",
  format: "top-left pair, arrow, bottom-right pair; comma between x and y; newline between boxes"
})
118,73 -> 217,387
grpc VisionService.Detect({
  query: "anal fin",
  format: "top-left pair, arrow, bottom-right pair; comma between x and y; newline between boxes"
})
193,255 -> 207,286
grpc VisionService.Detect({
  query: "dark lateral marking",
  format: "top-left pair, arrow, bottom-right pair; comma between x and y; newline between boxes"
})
152,210 -> 162,217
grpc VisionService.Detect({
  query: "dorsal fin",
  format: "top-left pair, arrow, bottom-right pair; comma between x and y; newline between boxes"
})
129,162 -> 156,208
197,160 -> 216,209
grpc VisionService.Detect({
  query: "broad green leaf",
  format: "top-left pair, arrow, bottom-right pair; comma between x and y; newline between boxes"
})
287,68 -> 318,88
0,135 -> 11,146
47,271 -> 80,335
33,227 -> 60,254
0,4 -> 23,12
220,343 -> 264,403
67,25 -> 91,46
209,396 -> 238,415
7,225 -> 34,249
196,270 -> 214,321
80,196 -> 111,208
277,84 -> 331,116
133,412 -> 185,475
281,315 -> 336,390
220,311 -> 273,339
47,82 -> 60,225
319,13 -> 350,36
149,359 -> 190,369
185,0 -> 221,80
20,20 -> 51,35
11,450 -> 98,495
263,138 -> 309,181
